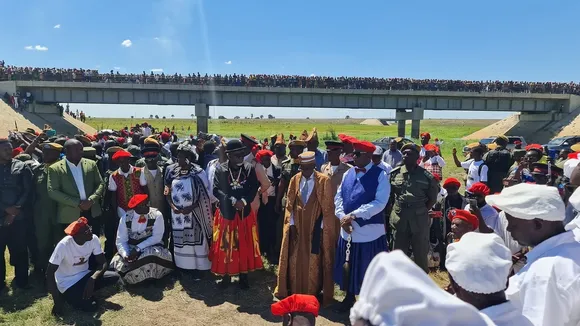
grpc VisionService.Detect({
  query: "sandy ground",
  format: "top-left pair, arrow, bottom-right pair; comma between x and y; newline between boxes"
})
0,101 -> 42,137
462,114 -> 520,140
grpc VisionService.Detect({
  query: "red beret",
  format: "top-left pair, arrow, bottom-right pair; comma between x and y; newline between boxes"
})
64,217 -> 89,236
420,132 -> 431,139
12,147 -> 24,158
424,144 -> 438,152
569,152 -> 579,160
255,149 -> 273,163
112,150 -> 132,161
467,182 -> 490,196
353,140 -> 376,153
160,132 -> 170,141
338,134 -> 357,144
128,194 -> 148,209
116,137 -> 126,144
448,209 -> 479,230
271,294 -> 320,317
525,144 -> 543,153
514,140 -> 522,145
443,177 -> 461,189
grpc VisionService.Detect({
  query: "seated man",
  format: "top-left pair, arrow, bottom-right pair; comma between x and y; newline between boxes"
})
46,217 -> 121,315
110,194 -> 173,285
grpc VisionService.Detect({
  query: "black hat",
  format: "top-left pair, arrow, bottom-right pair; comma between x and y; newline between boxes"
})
240,134 -> 259,147
226,139 -> 246,153
141,145 -> 161,158
325,140 -> 344,151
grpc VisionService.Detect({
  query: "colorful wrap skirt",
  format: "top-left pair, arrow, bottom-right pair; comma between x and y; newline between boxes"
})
209,208 -> 263,276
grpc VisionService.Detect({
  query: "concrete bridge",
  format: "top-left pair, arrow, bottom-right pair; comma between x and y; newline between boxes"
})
2,80 -> 578,137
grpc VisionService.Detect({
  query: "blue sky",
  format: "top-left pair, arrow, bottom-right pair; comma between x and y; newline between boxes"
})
2,0 -> 579,119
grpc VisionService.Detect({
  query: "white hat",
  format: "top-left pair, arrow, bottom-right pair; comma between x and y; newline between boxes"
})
446,233 -> 512,294
350,251 -> 495,326
564,159 -> 580,178
569,188 -> 580,211
485,183 -> 565,222
373,146 -> 384,156
298,151 -> 316,164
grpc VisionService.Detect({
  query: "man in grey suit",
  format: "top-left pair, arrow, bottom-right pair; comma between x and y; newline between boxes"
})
47,140 -> 104,241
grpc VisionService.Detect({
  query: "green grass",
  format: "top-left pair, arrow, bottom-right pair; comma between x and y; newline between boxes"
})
0,118 -> 494,325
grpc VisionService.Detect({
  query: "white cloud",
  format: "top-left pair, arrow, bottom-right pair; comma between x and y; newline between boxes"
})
121,39 -> 132,47
53,24 -> 61,29
24,45 -> 48,51
153,37 -> 160,41
113,67 -> 121,70
310,74 -> 316,77
150,68 -> 163,73
225,60 -> 232,65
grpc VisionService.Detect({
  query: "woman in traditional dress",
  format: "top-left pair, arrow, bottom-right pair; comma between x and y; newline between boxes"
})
110,194 -> 174,284
210,139 -> 262,289
164,143 -> 213,277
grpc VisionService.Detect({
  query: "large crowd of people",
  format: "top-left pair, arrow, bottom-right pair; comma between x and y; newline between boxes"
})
2,114 -> 580,325
2,60 -> 580,94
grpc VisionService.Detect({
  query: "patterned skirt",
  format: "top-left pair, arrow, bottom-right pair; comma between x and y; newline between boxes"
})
209,208 -> 263,276
110,245 -> 174,285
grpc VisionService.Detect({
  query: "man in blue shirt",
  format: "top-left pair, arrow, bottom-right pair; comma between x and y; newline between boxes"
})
382,139 -> 403,168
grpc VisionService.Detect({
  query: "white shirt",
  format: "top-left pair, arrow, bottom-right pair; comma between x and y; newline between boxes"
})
420,155 -> 446,168
141,127 -> 152,137
480,301 -> 533,326
506,228 -> 580,326
149,169 -> 158,178
290,176 -> 316,227
335,162 -> 390,243
49,235 -> 103,293
461,159 -> 488,189
116,209 -> 165,259
374,161 -> 392,174
465,203 -> 500,234
205,159 -> 219,203
66,159 -> 87,200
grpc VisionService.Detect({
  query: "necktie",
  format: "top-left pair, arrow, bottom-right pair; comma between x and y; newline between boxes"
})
301,178 -> 309,202
355,167 -> 366,174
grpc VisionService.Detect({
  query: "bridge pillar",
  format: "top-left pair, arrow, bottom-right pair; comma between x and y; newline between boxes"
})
410,108 -> 424,139
396,109 -> 407,137
195,103 -> 209,134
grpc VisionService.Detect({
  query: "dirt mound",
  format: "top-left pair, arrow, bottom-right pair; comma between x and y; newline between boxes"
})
360,119 -> 389,126
63,114 -> 98,135
462,114 -> 520,140
0,100 -> 42,137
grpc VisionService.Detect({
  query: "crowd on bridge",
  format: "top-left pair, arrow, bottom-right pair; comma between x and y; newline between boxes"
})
2,112 -> 580,325
2,60 -> 580,95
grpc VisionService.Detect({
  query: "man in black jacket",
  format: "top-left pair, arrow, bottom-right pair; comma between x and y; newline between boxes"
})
0,138 -> 33,290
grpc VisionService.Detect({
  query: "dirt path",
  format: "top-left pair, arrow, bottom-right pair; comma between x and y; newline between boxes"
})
462,114 -> 519,140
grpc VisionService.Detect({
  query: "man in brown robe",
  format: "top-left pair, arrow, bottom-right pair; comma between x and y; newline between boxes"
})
320,140 -> 351,236
275,151 -> 337,306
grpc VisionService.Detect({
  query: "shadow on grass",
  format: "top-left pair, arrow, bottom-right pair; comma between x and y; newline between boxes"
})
0,277 -> 49,312
125,273 -> 178,302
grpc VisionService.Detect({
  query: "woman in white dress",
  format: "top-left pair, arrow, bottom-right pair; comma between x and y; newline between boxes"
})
164,144 -> 213,276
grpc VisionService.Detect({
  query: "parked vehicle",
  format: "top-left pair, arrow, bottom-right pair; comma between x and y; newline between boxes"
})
543,136 -> 580,158
372,136 -> 414,151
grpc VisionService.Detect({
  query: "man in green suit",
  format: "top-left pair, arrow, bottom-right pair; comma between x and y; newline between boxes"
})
47,139 -> 104,242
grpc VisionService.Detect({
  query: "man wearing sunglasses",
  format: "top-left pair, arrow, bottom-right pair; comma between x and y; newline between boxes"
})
333,140 -> 390,312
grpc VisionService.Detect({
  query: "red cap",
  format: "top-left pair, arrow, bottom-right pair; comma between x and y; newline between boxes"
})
353,140 -> 376,153
161,132 -> 170,141
64,217 -> 89,236
11,147 -> 24,157
467,182 -> 490,196
424,144 -> 437,152
525,143 -> 543,153
514,140 -> 522,145
271,294 -> 320,317
112,150 -> 132,161
420,132 -> 431,139
448,209 -> 479,230
568,152 -> 579,160
443,177 -> 461,189
117,137 -> 126,144
127,194 -> 148,209
255,149 -> 273,163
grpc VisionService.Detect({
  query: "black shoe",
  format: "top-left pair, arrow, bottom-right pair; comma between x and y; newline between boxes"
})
333,295 -> 355,313
239,274 -> 249,290
218,276 -> 231,289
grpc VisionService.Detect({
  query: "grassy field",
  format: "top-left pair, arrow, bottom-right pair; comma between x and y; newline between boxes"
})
0,118 -> 495,325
